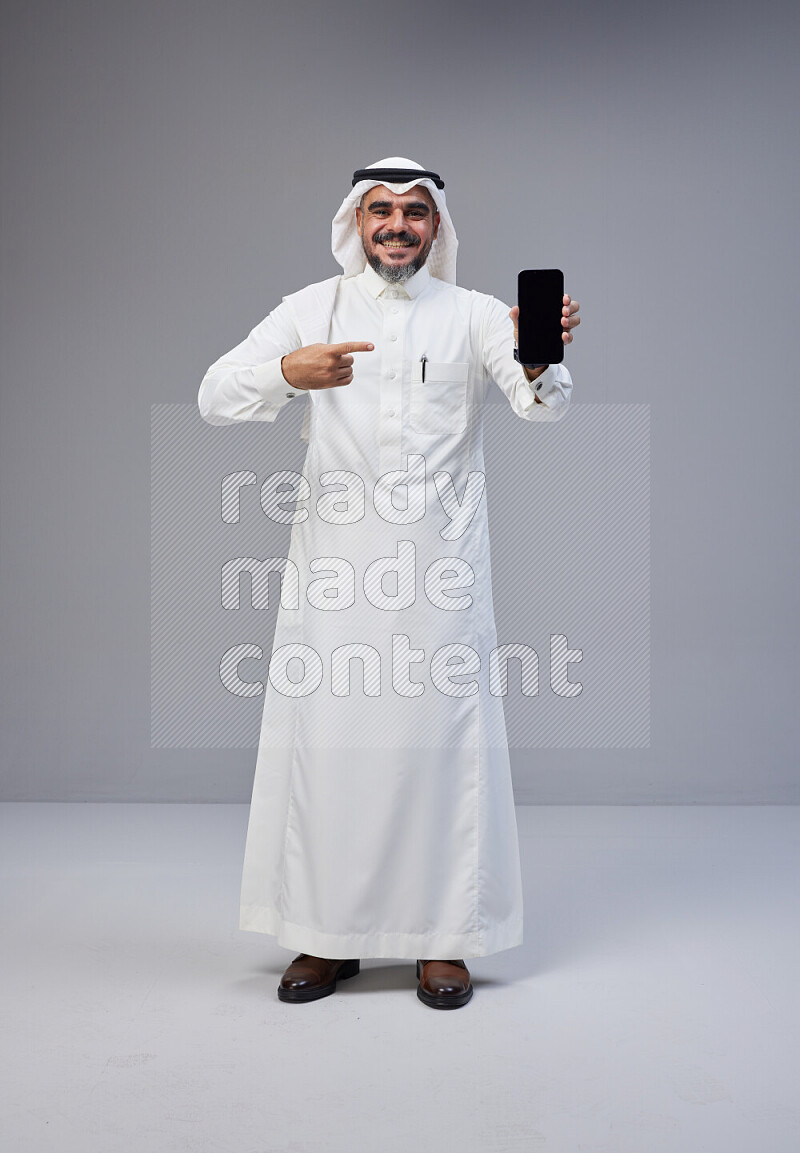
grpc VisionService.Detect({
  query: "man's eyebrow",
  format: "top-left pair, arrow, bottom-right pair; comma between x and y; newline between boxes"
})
366,198 -> 432,214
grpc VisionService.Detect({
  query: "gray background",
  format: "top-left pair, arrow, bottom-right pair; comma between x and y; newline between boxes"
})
1,0 -> 797,801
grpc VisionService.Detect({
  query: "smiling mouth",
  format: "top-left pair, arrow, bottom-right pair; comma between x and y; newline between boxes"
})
375,232 -> 420,253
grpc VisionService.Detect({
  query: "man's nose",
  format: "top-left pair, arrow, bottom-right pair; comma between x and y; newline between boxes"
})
388,208 -> 407,231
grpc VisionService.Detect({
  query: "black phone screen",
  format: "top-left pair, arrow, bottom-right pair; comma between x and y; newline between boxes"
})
517,269 -> 565,366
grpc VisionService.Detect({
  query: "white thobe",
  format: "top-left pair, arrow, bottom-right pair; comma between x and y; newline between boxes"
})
199,262 -> 573,958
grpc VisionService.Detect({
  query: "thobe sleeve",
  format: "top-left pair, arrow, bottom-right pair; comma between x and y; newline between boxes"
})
198,299 -> 305,426
480,295 -> 573,422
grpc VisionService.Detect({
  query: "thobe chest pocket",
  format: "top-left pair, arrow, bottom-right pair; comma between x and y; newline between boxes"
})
408,361 -> 469,435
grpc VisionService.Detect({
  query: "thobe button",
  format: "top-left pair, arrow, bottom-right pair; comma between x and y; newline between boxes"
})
387,371 -> 396,379
285,392 -> 295,398
391,308 -> 399,315
390,334 -> 398,342
387,408 -> 396,418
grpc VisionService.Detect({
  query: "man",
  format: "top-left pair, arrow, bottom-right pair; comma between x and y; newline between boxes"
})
198,157 -> 580,1010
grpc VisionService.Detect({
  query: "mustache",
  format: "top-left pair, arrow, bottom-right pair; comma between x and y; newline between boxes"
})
373,231 -> 420,247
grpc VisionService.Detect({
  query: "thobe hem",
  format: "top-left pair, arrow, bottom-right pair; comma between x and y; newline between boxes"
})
238,903 -> 523,960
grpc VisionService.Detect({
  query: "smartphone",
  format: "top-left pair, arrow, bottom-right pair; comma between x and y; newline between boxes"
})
517,269 -> 565,366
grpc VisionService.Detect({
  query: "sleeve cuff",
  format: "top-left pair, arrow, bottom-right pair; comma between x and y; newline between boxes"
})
252,357 -> 303,406
525,363 -> 557,407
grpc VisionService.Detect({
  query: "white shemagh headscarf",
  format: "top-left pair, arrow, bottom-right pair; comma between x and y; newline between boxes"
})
331,156 -> 458,284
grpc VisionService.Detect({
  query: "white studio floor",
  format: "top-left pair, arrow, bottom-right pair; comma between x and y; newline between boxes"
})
1,803 -> 798,1153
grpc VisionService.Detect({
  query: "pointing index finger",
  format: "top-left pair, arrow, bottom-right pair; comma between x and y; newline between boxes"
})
332,341 -> 374,355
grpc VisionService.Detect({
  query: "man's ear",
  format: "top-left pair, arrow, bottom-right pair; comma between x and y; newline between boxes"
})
433,211 -> 440,240
355,205 -> 362,233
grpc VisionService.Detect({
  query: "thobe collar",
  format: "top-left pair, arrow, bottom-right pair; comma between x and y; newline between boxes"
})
360,261 -> 431,300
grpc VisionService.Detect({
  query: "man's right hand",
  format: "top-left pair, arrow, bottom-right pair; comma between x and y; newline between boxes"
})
281,342 -> 374,390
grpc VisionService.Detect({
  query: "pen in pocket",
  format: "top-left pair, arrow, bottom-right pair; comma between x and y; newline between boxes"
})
420,354 -> 427,383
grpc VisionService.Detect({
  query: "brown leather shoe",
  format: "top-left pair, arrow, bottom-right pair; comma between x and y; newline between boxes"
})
277,954 -> 361,1003
416,958 -> 473,1009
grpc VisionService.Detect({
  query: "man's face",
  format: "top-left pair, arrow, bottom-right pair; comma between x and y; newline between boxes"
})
355,184 -> 440,284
